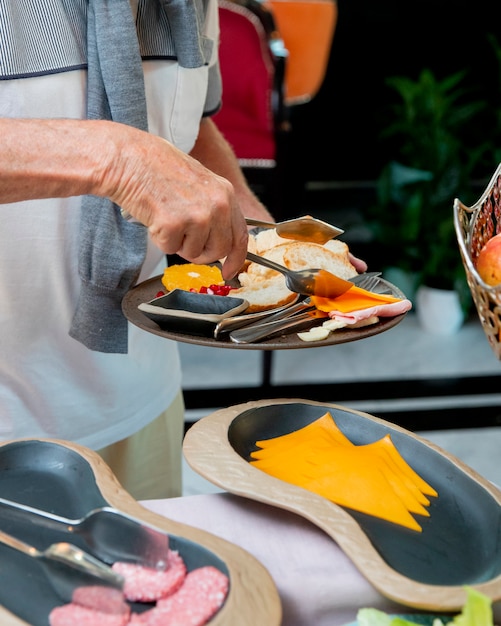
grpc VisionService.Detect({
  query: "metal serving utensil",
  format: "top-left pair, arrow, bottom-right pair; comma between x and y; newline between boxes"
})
0,528 -> 124,604
0,497 -> 169,568
214,297 -> 309,338
246,252 -> 362,298
246,216 -> 344,244
216,272 -> 382,339
230,310 -> 318,343
228,272 -> 384,343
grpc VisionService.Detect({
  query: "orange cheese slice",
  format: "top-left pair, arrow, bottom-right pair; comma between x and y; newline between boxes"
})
364,435 -> 438,498
255,435 -> 431,516
253,411 -> 352,452
251,445 -> 423,531
311,285 -> 401,313
250,412 -> 437,531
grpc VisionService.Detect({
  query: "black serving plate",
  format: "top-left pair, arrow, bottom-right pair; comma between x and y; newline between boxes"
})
183,399 -> 501,612
0,439 -> 280,626
137,289 -> 248,337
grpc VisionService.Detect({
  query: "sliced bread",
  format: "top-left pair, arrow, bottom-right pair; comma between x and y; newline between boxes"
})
232,276 -> 297,313
282,241 -> 356,280
241,243 -> 294,283
253,228 -> 290,253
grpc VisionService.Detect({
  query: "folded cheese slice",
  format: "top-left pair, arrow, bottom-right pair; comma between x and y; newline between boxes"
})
250,412 -> 437,531
311,285 -> 412,323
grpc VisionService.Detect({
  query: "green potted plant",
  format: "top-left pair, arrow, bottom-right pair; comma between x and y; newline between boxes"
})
367,68 -> 488,320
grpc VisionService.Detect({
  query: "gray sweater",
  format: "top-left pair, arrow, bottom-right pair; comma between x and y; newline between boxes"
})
68,0 -> 217,353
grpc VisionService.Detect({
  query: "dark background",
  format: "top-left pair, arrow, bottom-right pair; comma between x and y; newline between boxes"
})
284,0 -> 501,196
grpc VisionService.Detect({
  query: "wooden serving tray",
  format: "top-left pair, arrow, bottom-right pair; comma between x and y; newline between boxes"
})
183,399 -> 501,613
0,438 -> 281,626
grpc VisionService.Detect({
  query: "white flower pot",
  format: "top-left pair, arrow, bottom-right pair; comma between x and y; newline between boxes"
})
384,266 -> 420,301
415,285 -> 464,335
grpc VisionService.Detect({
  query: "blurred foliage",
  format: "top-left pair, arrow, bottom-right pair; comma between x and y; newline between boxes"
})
367,37 -> 501,305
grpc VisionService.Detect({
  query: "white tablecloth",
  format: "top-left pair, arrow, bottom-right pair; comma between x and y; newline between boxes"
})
140,492 -> 447,626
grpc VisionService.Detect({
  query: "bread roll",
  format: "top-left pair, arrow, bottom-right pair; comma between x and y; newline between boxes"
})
241,243 -> 293,283
282,241 -> 356,280
253,228 -> 290,252
237,226 -> 358,311
232,276 -> 297,313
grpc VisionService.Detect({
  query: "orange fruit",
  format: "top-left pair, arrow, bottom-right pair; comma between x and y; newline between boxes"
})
476,233 -> 501,286
161,263 -> 224,292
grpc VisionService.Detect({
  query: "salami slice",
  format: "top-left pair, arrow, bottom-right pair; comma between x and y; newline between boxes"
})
49,602 -> 131,626
72,586 -> 129,614
49,555 -> 228,626
129,566 -> 229,626
112,550 -> 187,602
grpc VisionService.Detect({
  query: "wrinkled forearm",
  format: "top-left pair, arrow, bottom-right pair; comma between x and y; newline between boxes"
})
0,116 -> 250,276
0,118 -> 125,204
190,118 -> 275,223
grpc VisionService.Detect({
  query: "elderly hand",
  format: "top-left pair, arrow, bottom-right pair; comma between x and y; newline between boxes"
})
106,127 -> 249,280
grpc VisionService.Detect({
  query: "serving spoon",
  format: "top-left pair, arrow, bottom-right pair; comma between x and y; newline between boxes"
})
246,252 -> 355,298
0,528 -> 124,606
0,497 -> 169,568
246,216 -> 344,244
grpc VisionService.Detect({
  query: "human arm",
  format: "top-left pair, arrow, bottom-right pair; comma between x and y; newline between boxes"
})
0,117 -> 248,279
189,119 -> 369,272
189,118 -> 275,224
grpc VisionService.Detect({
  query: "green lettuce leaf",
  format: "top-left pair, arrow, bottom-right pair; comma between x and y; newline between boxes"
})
357,609 -> 446,626
356,586 -> 493,626
449,587 -> 493,626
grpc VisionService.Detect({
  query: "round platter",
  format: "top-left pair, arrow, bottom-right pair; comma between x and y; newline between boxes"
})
122,275 -> 407,350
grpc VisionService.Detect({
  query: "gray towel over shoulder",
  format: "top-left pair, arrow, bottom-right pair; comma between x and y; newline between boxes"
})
71,0 -> 213,353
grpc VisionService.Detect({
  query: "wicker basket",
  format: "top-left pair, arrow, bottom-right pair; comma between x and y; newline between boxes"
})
454,162 -> 501,359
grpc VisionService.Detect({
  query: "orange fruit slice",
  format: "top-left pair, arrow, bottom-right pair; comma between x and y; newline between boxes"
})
161,264 -> 224,292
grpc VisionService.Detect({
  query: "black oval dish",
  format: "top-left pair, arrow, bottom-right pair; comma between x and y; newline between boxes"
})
183,399 -> 501,611
227,403 -> 501,586
0,440 -> 229,626
137,289 -> 248,337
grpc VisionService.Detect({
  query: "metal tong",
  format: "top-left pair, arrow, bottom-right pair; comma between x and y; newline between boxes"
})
227,272 -> 383,343
227,298 -> 316,343
245,216 -> 344,244
230,309 -> 318,343
0,496 -> 169,568
245,251 -> 355,298
0,527 -> 124,604
214,296 -> 306,337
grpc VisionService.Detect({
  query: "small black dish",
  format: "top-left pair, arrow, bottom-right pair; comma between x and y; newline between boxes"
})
137,289 -> 249,336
